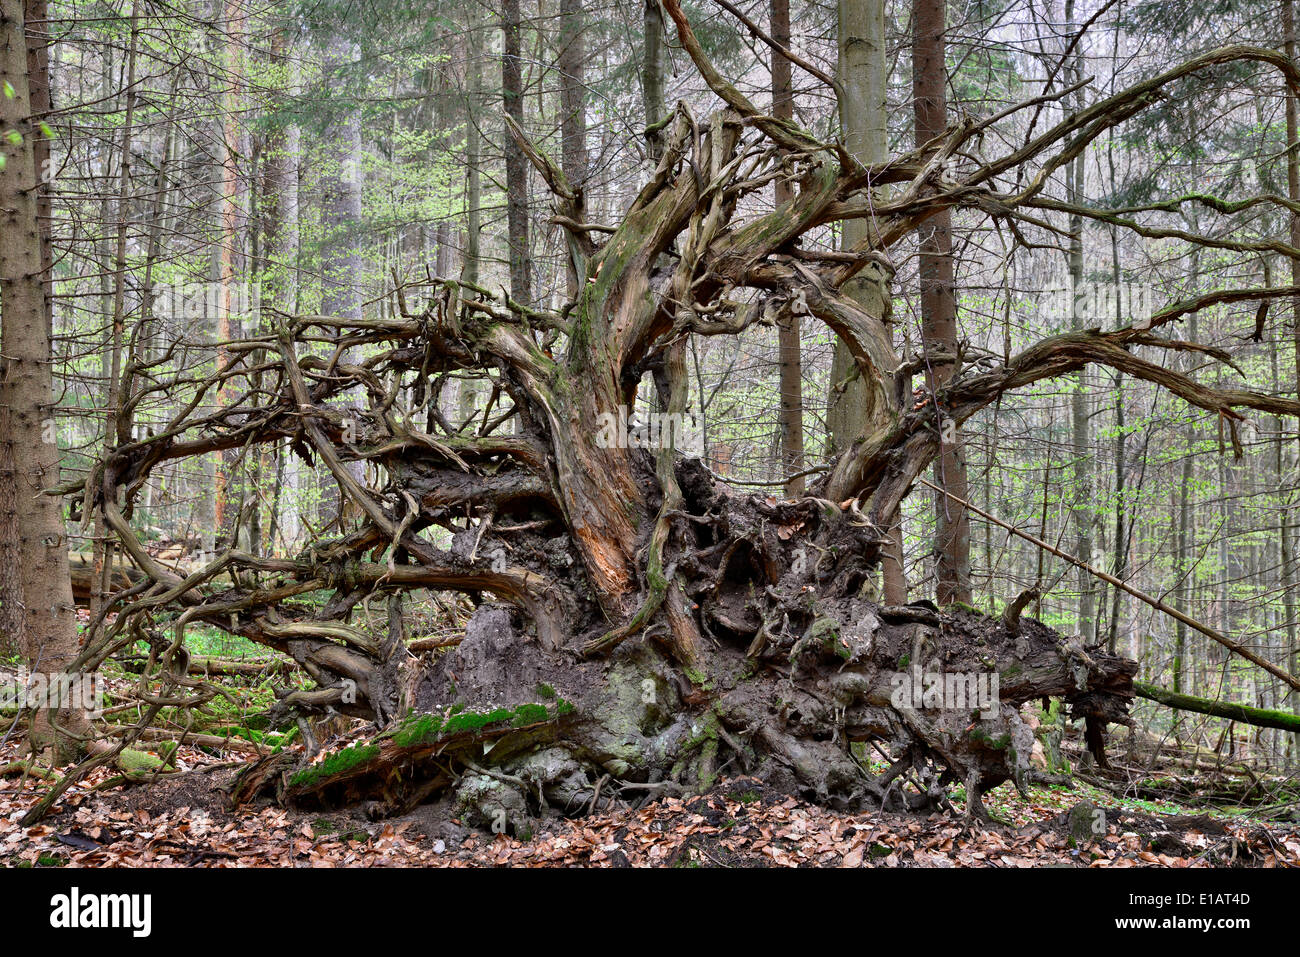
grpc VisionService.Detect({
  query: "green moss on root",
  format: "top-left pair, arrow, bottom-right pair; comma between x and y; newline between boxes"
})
968,727 -> 1012,750
289,743 -> 380,788
392,699 -> 574,749
117,748 -> 165,774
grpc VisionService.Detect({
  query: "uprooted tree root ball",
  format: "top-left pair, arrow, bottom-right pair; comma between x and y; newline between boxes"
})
50,2 -> 1300,833
234,578 -> 1135,828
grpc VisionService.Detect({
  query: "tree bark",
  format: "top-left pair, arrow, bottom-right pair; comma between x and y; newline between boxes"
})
1284,0 -> 1300,755
462,12 -> 483,289
772,0 -> 804,497
642,0 -> 666,162
262,24 -> 302,548
502,0 -> 531,303
913,0 -> 970,605
831,0 -> 904,603
0,0 -> 90,760
0,0 -> 49,656
1065,0 -> 1096,644
558,0 -> 588,300
321,39 -> 364,324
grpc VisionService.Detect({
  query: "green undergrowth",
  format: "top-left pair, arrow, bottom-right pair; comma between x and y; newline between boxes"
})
206,725 -> 286,747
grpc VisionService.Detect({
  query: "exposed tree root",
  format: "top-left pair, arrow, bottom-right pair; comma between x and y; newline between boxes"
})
228,501 -> 1136,831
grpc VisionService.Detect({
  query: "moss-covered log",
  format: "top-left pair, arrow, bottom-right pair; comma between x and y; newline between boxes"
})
1134,681 -> 1300,733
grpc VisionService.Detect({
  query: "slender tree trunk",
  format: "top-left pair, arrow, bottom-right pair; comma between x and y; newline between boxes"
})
321,39 -> 363,323
832,0 -> 904,602
0,0 -> 89,760
457,11 -> 484,423
1066,0 -> 1095,642
913,0 -> 970,605
1105,117 -> 1128,654
1283,0 -> 1300,758
91,0 -> 141,629
215,0 -> 247,535
1172,335 -> 1198,743
502,0 -> 531,302
0,0 -> 51,655
642,0 -> 665,162
556,4 -> 587,185
319,37 -> 365,525
263,25 -> 301,548
558,0 -> 588,299
195,1 -> 225,554
1272,324 -> 1298,759
772,0 -> 804,497
462,17 -> 483,290
86,37 -> 120,625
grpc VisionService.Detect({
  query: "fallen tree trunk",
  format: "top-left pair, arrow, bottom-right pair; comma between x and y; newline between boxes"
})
117,656 -> 294,678
107,726 -> 267,756
187,657 -> 293,678
68,553 -> 145,606
1134,681 -> 1300,733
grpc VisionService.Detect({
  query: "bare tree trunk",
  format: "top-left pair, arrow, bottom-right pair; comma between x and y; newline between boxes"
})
1284,0 -> 1300,755
1105,95 -> 1128,654
1065,0 -> 1095,642
462,14 -> 483,289
319,37 -> 365,525
263,24 -> 301,548
0,429 -> 18,658
215,0 -> 247,538
913,0 -> 970,606
456,11 -> 484,424
642,0 -> 665,161
503,0 -> 531,302
90,0 -> 141,632
194,0 -> 225,555
772,0 -> 804,497
25,0 -> 51,293
832,0 -> 904,602
557,5 -> 587,196
1172,359 -> 1197,743
0,0 -> 90,760
321,40 -> 364,323
558,0 -> 588,300
0,0 -> 51,655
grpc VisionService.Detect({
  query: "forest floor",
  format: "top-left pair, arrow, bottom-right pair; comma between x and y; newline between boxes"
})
2,735 -> 1298,868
